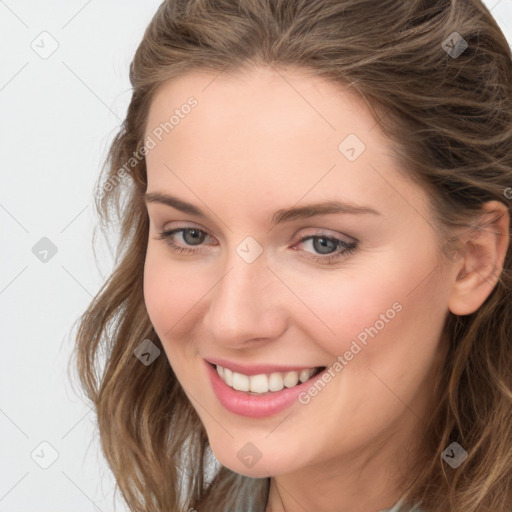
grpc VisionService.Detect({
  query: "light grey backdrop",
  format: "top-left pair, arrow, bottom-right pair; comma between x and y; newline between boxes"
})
1,1 -> 510,511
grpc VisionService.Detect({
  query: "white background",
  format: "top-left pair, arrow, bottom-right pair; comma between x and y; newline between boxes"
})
1,1 -> 510,511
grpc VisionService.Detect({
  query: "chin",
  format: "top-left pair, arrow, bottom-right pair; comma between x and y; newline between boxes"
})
210,443 -> 296,478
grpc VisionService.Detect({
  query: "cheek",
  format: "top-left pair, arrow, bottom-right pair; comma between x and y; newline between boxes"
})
284,249 -> 446,366
144,236 -> 446,364
273,259 -> 405,356
143,249 -> 170,332
143,248 -> 201,385
143,245 -> 216,344
143,247 -> 188,338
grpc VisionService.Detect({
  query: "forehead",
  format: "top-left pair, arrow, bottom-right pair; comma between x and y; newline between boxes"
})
145,65 -> 377,149
143,66 -> 428,222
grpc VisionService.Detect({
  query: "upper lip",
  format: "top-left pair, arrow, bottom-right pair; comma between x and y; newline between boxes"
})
205,357 -> 324,376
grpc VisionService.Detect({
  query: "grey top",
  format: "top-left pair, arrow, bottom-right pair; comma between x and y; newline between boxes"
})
379,498 -> 424,512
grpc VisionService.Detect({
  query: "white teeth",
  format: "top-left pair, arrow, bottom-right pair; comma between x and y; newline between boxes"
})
224,367 -> 233,387
215,365 -> 318,393
249,374 -> 268,393
268,372 -> 284,392
232,372 -> 249,391
283,371 -> 299,388
299,368 -> 311,383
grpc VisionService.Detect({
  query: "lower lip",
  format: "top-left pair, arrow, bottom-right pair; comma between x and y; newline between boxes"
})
205,360 -> 323,418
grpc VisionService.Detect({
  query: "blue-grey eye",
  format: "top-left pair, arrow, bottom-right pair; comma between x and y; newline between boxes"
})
182,228 -> 206,245
312,236 -> 338,254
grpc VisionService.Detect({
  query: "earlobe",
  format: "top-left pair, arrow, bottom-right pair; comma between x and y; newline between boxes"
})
447,200 -> 510,316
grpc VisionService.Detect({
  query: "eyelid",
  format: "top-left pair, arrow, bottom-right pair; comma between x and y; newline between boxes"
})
292,227 -> 356,244
160,225 -> 217,243
157,223 -> 356,246
155,224 -> 358,265
158,220 -> 215,237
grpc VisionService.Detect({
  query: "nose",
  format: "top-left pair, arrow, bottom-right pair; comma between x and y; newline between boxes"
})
202,251 -> 288,348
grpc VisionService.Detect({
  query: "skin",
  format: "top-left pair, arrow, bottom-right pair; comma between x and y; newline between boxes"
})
142,65 -> 509,512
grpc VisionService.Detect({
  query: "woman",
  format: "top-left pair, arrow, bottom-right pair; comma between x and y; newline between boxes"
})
74,0 -> 512,510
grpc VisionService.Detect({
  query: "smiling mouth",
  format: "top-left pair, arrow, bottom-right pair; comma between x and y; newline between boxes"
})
211,363 -> 326,395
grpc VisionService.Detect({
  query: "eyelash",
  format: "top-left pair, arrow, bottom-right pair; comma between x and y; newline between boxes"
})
155,227 -> 358,264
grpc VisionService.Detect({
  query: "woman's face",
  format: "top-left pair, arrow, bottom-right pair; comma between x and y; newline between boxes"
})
143,66 -> 454,479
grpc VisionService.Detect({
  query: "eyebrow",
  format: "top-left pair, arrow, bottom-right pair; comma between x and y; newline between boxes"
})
145,192 -> 381,226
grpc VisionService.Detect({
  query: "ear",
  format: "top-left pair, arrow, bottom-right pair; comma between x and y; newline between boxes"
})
447,200 -> 510,316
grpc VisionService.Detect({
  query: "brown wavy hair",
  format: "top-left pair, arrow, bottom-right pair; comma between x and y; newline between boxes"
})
72,0 -> 512,510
